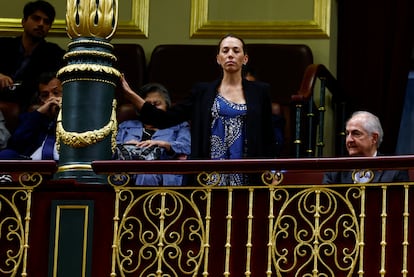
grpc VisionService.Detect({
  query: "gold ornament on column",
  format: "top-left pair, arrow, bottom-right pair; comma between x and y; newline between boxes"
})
66,0 -> 118,40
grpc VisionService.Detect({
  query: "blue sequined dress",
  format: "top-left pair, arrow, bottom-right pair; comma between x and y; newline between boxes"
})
210,94 -> 247,186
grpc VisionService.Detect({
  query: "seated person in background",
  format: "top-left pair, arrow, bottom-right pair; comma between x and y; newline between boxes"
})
0,0 -> 65,111
0,110 -> 11,149
0,72 -> 61,160
323,111 -> 409,183
271,101 -> 285,156
116,82 -> 191,186
243,64 -> 258,82
243,64 -> 285,155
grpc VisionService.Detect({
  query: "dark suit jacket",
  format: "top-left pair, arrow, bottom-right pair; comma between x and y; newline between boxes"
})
139,78 -> 278,159
323,155 -> 409,184
0,36 -> 65,109
2,111 -> 55,158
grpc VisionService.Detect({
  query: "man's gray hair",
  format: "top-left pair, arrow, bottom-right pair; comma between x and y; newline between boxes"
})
348,111 -> 384,147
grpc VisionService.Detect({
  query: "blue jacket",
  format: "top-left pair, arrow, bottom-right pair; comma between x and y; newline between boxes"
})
0,111 -> 55,159
116,119 -> 191,186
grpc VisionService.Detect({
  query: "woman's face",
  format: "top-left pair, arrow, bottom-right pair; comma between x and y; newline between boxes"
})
216,37 -> 248,74
144,91 -> 168,111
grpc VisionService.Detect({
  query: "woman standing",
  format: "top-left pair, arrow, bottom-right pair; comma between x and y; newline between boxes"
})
120,34 -> 277,185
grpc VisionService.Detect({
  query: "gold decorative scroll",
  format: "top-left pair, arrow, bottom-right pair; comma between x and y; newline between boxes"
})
66,0 -> 118,40
56,100 -> 118,152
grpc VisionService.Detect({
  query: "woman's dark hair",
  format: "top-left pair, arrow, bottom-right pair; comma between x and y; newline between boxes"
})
23,0 -> 56,23
217,33 -> 247,55
138,83 -> 171,108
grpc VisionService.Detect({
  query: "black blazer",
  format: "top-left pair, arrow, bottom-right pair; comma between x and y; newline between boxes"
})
0,36 -> 65,109
322,154 -> 410,184
322,169 -> 409,184
139,79 -> 278,159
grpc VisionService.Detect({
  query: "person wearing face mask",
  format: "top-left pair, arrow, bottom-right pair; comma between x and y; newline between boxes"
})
322,111 -> 409,183
119,34 -> 277,186
116,82 -> 191,186
0,1 -> 65,111
0,71 -> 62,160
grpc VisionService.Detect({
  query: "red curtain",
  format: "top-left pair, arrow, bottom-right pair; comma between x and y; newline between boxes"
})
337,0 -> 414,154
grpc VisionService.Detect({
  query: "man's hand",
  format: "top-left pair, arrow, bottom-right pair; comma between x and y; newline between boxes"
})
0,73 -> 14,90
37,96 -> 61,118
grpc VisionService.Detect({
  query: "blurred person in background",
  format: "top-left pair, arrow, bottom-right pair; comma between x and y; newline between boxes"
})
0,0 -> 65,111
0,72 -> 61,160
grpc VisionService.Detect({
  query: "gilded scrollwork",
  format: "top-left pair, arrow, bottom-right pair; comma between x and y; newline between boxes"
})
196,171 -> 222,186
56,99 -> 118,153
262,170 -> 284,186
108,173 -> 131,187
18,172 -> 43,188
114,189 -> 207,276
271,187 -> 360,276
57,64 -> 121,78
106,178 -> 414,276
0,189 -> 32,276
352,169 -> 374,183
197,170 -> 284,186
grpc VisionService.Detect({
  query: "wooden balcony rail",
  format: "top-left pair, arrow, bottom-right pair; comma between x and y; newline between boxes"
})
295,64 -> 340,101
291,64 -> 346,157
92,155 -> 414,174
92,156 -> 414,276
0,159 -> 56,186
1,156 -> 414,276
0,160 -> 57,173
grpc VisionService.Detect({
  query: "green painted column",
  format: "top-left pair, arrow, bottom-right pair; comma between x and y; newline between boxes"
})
56,0 -> 120,183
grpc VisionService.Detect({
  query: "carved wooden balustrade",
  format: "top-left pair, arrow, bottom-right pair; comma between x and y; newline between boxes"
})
291,63 -> 346,158
1,156 -> 414,276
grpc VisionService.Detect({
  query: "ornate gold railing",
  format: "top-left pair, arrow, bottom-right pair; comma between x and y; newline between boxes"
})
105,183 -> 369,277
1,158 -> 414,276
93,156 -> 414,277
0,161 -> 56,276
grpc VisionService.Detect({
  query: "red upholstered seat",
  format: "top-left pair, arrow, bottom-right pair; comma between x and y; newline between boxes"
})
112,43 -> 147,106
246,44 -> 313,105
147,44 -> 220,104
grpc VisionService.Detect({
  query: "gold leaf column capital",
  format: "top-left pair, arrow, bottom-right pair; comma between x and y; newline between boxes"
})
66,0 -> 118,40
